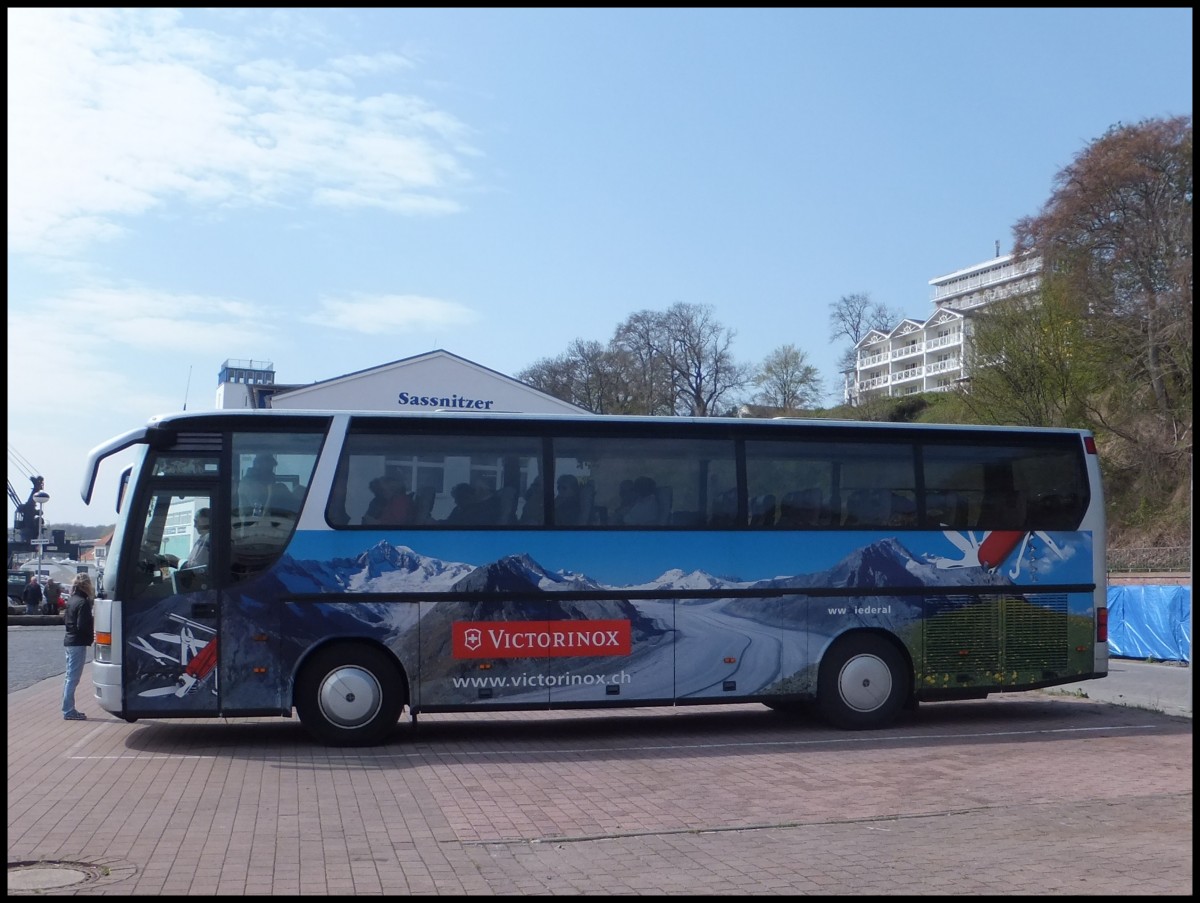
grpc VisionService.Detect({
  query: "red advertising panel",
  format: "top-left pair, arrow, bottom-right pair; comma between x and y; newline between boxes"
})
453,619 -> 632,659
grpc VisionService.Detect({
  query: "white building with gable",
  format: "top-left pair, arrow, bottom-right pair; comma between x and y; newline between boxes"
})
848,252 -> 1041,404
216,349 -> 590,415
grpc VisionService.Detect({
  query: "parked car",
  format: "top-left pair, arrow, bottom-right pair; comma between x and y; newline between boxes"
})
7,569 -> 29,615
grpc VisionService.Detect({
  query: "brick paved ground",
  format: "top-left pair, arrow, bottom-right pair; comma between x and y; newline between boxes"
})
7,669 -> 1193,895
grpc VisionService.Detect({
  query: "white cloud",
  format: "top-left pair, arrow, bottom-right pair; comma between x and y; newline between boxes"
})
303,292 -> 479,334
6,8 -> 477,259
330,52 -> 416,77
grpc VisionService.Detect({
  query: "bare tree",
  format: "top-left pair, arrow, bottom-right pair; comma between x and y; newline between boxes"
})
517,340 -> 629,413
516,353 -> 578,403
611,309 -> 676,415
526,304 -> 748,416
828,292 -> 903,400
659,302 -> 750,416
753,344 -> 823,412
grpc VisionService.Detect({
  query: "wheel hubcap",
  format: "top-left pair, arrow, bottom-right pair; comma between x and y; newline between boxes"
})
317,665 -> 382,728
838,653 -> 892,713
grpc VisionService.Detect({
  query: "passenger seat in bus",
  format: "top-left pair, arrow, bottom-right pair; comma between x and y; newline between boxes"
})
496,486 -> 519,525
777,488 -> 822,527
710,489 -> 738,527
655,485 -> 672,525
749,494 -> 777,527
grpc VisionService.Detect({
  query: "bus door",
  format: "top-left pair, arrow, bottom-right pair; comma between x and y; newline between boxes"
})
123,487 -> 221,716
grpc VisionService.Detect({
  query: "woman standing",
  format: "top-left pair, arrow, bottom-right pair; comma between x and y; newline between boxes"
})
62,573 -> 95,721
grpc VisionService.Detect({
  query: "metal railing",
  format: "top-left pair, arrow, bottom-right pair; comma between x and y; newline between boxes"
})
1107,547 -> 1191,574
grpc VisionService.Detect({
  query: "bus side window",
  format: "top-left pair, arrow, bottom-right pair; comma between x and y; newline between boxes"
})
777,489 -> 822,527
750,494 -> 776,527
710,489 -> 738,527
843,489 -> 890,528
925,490 -> 967,529
889,491 -> 916,527
655,485 -> 672,525
978,489 -> 1027,530
1028,492 -> 1082,529
230,434 -> 321,577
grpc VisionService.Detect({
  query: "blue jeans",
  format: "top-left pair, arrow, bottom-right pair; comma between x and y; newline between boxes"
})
62,645 -> 88,716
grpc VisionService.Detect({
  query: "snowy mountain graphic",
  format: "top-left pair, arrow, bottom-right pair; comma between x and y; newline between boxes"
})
276,536 -> 1019,599
758,537 -> 1012,593
628,568 -> 747,591
275,540 -> 474,594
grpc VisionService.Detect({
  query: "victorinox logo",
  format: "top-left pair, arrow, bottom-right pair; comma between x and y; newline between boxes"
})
452,619 -> 632,659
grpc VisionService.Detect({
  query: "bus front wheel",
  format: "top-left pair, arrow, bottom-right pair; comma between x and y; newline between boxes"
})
817,634 -> 909,730
295,643 -> 405,747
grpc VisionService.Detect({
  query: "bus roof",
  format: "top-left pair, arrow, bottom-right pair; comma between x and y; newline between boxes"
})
136,407 -> 1091,435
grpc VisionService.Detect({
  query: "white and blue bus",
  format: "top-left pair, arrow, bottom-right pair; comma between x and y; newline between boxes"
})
82,409 -> 1108,746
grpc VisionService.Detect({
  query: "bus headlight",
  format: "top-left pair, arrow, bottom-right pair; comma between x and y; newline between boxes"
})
94,631 -> 113,663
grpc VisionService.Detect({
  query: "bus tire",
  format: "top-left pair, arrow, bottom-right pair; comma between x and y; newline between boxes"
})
295,643 -> 405,747
817,634 -> 909,730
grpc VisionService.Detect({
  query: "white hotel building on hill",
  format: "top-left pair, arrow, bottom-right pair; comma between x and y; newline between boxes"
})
848,253 -> 1041,405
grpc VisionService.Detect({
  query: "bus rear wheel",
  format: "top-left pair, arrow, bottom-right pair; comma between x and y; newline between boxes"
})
295,643 -> 405,747
817,634 -> 909,730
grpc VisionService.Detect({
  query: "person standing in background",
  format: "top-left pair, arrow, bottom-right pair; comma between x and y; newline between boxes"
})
43,578 -> 61,615
22,574 -> 43,615
62,573 -> 95,721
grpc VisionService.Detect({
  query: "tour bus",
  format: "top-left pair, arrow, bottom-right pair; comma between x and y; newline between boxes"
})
81,409 -> 1107,746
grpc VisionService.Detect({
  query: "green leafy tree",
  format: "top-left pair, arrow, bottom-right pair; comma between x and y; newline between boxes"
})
1010,114 -> 1192,545
956,278 -> 1099,428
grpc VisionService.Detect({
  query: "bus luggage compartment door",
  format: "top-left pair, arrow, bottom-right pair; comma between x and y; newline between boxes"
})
419,599 -> 553,708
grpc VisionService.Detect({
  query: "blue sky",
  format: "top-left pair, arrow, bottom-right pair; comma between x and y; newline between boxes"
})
6,8 -> 1193,526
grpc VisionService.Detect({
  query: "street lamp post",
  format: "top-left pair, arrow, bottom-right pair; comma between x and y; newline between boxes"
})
32,489 -> 50,591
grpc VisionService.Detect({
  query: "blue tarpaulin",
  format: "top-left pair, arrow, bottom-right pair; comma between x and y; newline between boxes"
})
1107,585 -> 1192,662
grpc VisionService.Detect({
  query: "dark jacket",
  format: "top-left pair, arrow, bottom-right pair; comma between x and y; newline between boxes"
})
22,580 -> 43,607
63,590 -> 95,648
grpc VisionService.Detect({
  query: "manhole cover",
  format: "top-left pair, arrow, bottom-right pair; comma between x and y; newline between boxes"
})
8,861 -> 104,893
